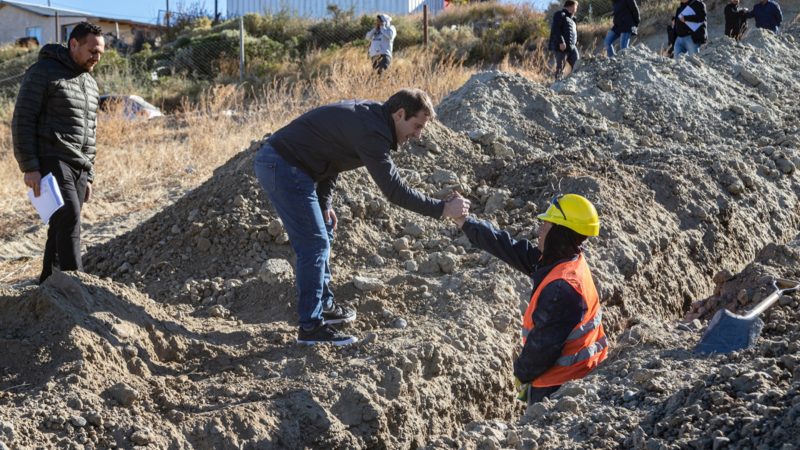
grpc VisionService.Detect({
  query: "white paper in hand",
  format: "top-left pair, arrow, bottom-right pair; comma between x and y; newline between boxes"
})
28,173 -> 65,224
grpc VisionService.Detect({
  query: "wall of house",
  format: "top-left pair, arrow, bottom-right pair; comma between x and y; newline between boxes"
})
0,5 -> 85,45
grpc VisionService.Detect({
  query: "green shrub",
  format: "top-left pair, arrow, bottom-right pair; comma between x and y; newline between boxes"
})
392,15 -> 423,50
429,26 -> 480,61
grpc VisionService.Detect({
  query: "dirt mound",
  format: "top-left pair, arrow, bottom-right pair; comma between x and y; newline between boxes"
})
0,270 -> 516,448
2,20 -> 800,450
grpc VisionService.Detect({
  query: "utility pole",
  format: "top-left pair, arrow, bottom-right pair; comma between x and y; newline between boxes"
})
239,16 -> 245,81
214,0 -> 219,25
55,11 -> 60,43
423,4 -> 428,48
166,0 -> 170,29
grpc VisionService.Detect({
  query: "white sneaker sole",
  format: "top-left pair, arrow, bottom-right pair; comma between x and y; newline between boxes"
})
323,312 -> 357,325
297,336 -> 358,346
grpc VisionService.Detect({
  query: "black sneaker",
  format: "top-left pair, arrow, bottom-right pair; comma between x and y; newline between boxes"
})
297,323 -> 358,346
322,303 -> 357,325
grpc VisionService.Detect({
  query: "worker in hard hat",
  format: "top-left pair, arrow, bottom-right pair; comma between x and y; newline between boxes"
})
451,193 -> 608,404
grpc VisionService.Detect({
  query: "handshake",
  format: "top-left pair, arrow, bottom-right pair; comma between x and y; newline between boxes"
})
442,191 -> 471,227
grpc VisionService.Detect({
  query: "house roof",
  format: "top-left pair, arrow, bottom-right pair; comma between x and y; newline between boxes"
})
0,0 -> 90,17
0,0 -> 160,28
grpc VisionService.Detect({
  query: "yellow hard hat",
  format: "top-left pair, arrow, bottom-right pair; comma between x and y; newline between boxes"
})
537,194 -> 600,237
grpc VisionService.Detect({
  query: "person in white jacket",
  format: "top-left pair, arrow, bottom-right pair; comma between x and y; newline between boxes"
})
366,14 -> 396,74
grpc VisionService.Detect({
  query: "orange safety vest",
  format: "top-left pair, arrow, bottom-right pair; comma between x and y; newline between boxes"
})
521,253 -> 608,387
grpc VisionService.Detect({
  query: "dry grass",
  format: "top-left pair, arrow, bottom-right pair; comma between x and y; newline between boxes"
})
578,18 -> 613,50
498,42 -> 554,83
0,47 -> 476,246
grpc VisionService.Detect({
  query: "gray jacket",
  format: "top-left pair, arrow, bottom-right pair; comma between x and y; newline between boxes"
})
12,43 -> 99,181
267,100 -> 444,218
366,14 -> 397,58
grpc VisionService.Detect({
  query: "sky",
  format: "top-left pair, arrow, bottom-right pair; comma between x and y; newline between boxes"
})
25,0 -> 549,24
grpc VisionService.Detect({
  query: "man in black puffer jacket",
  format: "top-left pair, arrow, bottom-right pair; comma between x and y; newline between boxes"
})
549,0 -> 580,81
12,22 -> 105,283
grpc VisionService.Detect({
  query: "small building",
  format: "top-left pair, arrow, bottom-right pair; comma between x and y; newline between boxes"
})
226,0 -> 448,19
0,0 -> 161,46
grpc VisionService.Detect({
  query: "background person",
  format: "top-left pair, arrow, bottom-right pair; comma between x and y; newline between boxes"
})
549,0 -> 580,81
604,0 -> 641,57
746,0 -> 783,33
366,14 -> 397,75
725,0 -> 750,39
11,22 -> 105,283
672,0 -> 707,58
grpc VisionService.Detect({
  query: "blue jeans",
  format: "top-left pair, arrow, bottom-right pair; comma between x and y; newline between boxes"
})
673,35 -> 699,58
604,30 -> 631,57
254,144 -> 335,329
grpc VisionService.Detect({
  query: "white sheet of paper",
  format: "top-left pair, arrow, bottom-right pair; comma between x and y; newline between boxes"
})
28,173 -> 65,224
680,5 -> 703,31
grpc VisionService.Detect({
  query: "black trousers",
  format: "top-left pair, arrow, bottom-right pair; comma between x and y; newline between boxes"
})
39,158 -> 88,283
527,384 -> 561,405
553,48 -> 579,81
371,54 -> 391,75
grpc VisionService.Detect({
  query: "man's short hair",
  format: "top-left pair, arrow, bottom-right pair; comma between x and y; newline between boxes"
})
385,88 -> 436,120
564,0 -> 578,7
69,22 -> 103,43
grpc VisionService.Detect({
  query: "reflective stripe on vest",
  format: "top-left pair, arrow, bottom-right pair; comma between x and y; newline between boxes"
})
520,307 -> 601,343
566,307 -> 602,341
520,253 -> 608,387
556,335 -> 608,367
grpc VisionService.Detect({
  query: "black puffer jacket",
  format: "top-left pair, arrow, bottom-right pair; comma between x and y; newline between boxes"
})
549,9 -> 578,51
12,44 -> 99,182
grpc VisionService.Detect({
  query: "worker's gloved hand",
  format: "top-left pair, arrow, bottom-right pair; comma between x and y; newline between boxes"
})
514,377 -> 529,403
631,26 -> 639,36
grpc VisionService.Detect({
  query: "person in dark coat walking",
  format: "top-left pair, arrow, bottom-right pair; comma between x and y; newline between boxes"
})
604,0 -> 640,57
12,22 -> 105,283
746,0 -> 782,33
725,0 -> 749,39
672,0 -> 707,58
549,0 -> 580,81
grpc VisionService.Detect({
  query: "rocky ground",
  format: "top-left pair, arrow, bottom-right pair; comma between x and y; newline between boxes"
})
1,22 -> 800,450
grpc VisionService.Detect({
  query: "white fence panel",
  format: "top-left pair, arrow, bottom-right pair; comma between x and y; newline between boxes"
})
228,0 -> 447,18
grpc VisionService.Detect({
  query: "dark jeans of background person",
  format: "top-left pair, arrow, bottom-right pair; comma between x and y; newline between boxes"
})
553,48 -> 579,80
254,143 -> 336,329
39,157 -> 88,283
372,54 -> 391,74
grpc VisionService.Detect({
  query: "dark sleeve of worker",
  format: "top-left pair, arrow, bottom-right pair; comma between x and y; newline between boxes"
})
11,62 -> 49,174
629,0 -> 641,26
774,2 -> 783,25
316,174 -> 338,210
461,216 -> 542,276
358,144 -> 444,219
514,281 -> 586,384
